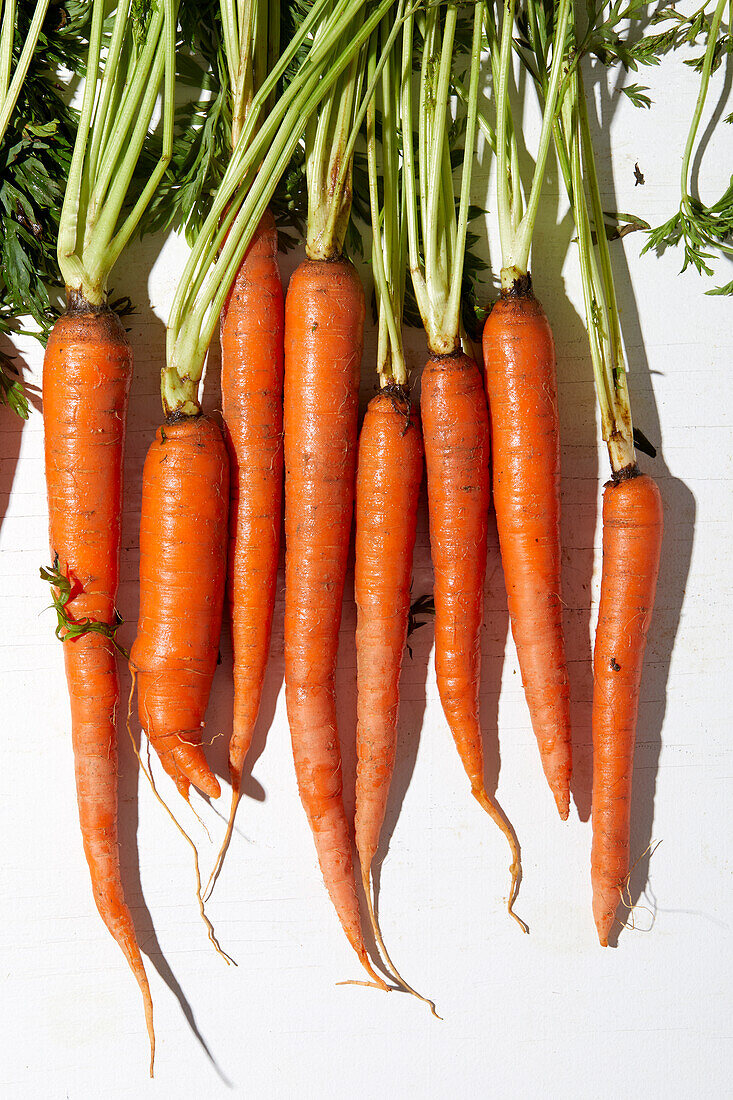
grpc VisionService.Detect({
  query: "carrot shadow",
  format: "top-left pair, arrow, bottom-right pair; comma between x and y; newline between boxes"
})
479,506 -> 510,802
586,60 -> 697,942
1,341 -> 41,537
111,233 -> 232,1072
369,480 -> 432,935
115,692 -> 232,1087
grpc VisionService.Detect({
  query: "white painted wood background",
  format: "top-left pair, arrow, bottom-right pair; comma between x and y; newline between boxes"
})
1,43 -> 731,1099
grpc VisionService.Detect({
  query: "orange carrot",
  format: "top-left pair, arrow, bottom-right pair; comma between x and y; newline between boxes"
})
43,305 -> 154,1073
482,281 -> 572,819
204,210 -> 284,885
354,388 -> 423,876
284,256 -> 386,987
421,349 -> 523,921
591,471 -> 663,945
130,415 -> 228,803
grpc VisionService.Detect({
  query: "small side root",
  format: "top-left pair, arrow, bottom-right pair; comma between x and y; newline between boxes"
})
473,786 -> 528,934
204,782 -> 241,902
360,865 -> 441,1019
615,839 -> 662,936
127,679 -> 236,967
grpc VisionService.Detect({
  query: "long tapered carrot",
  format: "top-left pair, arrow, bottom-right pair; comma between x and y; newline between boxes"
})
591,472 -> 663,945
541,51 -> 665,942
354,388 -> 423,873
482,284 -> 572,819
44,306 -> 154,1073
421,349 -> 524,920
354,386 -> 439,1014
484,0 -> 573,819
130,415 -> 228,802
205,209 -> 284,885
284,256 -> 386,987
399,3 -> 525,921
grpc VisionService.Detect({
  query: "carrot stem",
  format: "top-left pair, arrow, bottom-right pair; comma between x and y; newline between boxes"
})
403,1 -> 484,353
495,0 -> 571,285
164,0 -> 398,410
58,0 -> 176,304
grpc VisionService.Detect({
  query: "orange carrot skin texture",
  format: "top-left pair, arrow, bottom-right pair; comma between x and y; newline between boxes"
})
283,257 -> 372,967
482,287 -> 572,818
44,307 -> 154,1070
221,210 -> 284,789
130,415 -> 229,801
355,391 -> 423,869
420,351 -> 492,795
591,472 -> 663,945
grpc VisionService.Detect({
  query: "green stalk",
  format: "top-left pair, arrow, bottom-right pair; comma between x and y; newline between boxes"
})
163,0 -> 397,413
0,0 -> 50,142
366,15 -> 406,386
444,4 -> 483,337
576,73 -> 634,472
230,0 -> 256,146
402,7 -> 430,326
58,0 -> 176,305
541,37 -> 635,473
494,0 -> 571,287
424,4 -> 457,295
679,0 -> 732,256
326,1 -> 407,261
84,5 -> 129,195
305,2 -> 367,261
167,0 -> 361,330
403,1 -> 484,353
0,0 -> 15,103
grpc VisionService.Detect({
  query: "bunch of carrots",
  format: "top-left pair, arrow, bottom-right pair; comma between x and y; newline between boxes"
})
10,0 -> 729,1072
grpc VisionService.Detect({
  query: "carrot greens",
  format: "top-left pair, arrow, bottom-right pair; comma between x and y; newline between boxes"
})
1,0 -> 86,412
58,0 -> 177,305
492,0 -> 571,288
402,0 -> 485,352
162,0 -> 397,416
642,0 -> 733,294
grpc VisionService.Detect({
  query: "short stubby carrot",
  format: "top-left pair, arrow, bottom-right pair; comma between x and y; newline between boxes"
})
591,471 -> 663,945
421,349 -> 523,921
482,280 -> 572,819
354,388 -> 423,874
130,414 -> 229,802
44,305 -> 154,1071
221,209 -> 284,795
284,256 -> 385,986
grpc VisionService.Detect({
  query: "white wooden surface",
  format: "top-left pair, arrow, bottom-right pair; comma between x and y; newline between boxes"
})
1,50 -> 731,1098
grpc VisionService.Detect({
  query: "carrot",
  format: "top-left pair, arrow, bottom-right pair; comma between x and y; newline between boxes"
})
354,388 -> 423,876
349,22 -> 440,1014
591,473 -> 663,944
160,1 -> 397,917
284,256 -> 386,987
40,0 -> 181,1068
482,0 -> 573,818
401,4 -> 524,924
43,306 -> 154,1073
482,285 -> 572,819
130,415 -> 228,802
421,349 -> 524,920
539,45 -> 664,941
207,208 -> 283,879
